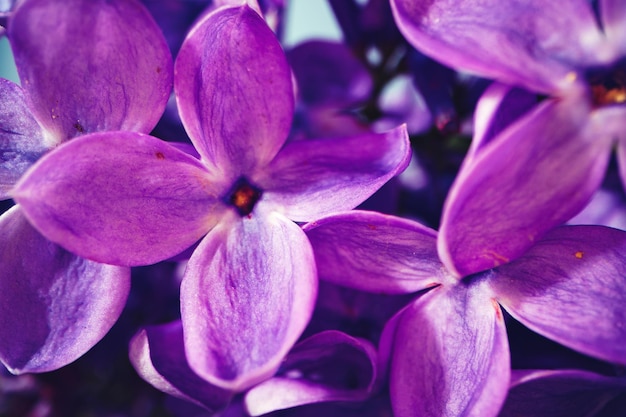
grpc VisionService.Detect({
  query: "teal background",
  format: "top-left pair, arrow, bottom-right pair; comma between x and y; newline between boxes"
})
283,0 -> 341,47
0,36 -> 18,83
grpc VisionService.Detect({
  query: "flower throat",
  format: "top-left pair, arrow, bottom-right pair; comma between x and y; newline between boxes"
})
586,62 -> 626,107
224,176 -> 263,217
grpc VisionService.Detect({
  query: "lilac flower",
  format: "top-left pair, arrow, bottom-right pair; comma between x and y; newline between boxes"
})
328,0 -> 404,54
0,0 -> 15,34
11,3 -> 410,391
390,0 -> 626,276
304,210 -> 626,417
130,323 -> 379,416
288,40 -> 375,139
288,40 -> 431,140
500,369 -> 626,417
0,0 -> 173,373
569,183 -> 626,230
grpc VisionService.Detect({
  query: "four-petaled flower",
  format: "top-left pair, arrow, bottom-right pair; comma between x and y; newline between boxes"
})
11,3 -> 410,391
0,0 -> 172,373
305,210 -> 626,417
391,0 -> 626,276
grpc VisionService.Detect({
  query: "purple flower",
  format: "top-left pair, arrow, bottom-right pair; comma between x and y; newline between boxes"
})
129,322 -> 379,416
390,0 -> 626,276
304,210 -> 626,417
288,40 -> 431,140
0,0 -> 172,373
11,3 -> 410,390
0,0 -> 15,35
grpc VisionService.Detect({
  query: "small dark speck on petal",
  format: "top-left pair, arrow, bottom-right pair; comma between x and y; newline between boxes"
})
155,152 -> 165,160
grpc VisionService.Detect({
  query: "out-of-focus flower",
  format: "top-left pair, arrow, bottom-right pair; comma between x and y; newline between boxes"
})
391,0 -> 626,276
569,186 -> 626,230
0,0 -> 173,374
11,2 -> 410,391
0,0 -> 16,35
130,322 -> 379,416
305,210 -> 626,417
288,40 -> 431,139
499,369 -> 626,417
568,157 -> 626,230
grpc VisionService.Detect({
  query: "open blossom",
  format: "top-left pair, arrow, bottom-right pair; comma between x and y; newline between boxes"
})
390,0 -> 626,276
304,210 -> 626,417
11,2 -> 410,391
0,0 -> 172,373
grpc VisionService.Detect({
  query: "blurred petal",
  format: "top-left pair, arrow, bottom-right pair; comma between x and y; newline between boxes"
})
468,82 -> 539,162
569,188 -> 626,230
597,394 -> 626,417
9,0 -> 172,141
312,280 -> 416,348
602,0 -> 626,54
287,40 -> 372,107
0,206 -> 130,373
378,302 -> 412,382
439,96 -> 611,277
175,5 -> 293,178
500,369 -> 626,417
129,321 -> 233,411
259,125 -> 411,222
390,0 -> 605,93
304,210 -> 444,294
606,108 -> 626,186
245,330 -> 377,416
491,225 -> 626,365
391,284 -> 510,417
13,131 -> 224,266
0,79 -> 47,199
180,209 -> 317,391
375,74 -> 432,134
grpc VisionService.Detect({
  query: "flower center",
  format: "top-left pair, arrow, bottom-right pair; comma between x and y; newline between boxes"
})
224,177 -> 263,216
586,63 -> 626,107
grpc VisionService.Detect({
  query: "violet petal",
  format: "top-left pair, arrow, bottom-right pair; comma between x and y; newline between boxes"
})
439,96 -> 611,277
180,208 -> 317,391
303,210 -> 444,294
175,4 -> 293,178
13,131 -> 224,266
390,284 -> 510,417
0,206 -> 130,373
259,125 -> 411,222
129,321 -> 233,412
468,82 -> 540,162
8,0 -> 173,141
390,0 -> 604,93
244,330 -> 377,416
606,108 -> 626,186
0,78 -> 47,199
378,302 -> 412,382
287,40 -> 372,107
602,0 -> 626,53
491,225 -> 626,365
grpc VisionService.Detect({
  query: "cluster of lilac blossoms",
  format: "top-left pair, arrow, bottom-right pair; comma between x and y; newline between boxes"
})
2,0 -> 626,416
